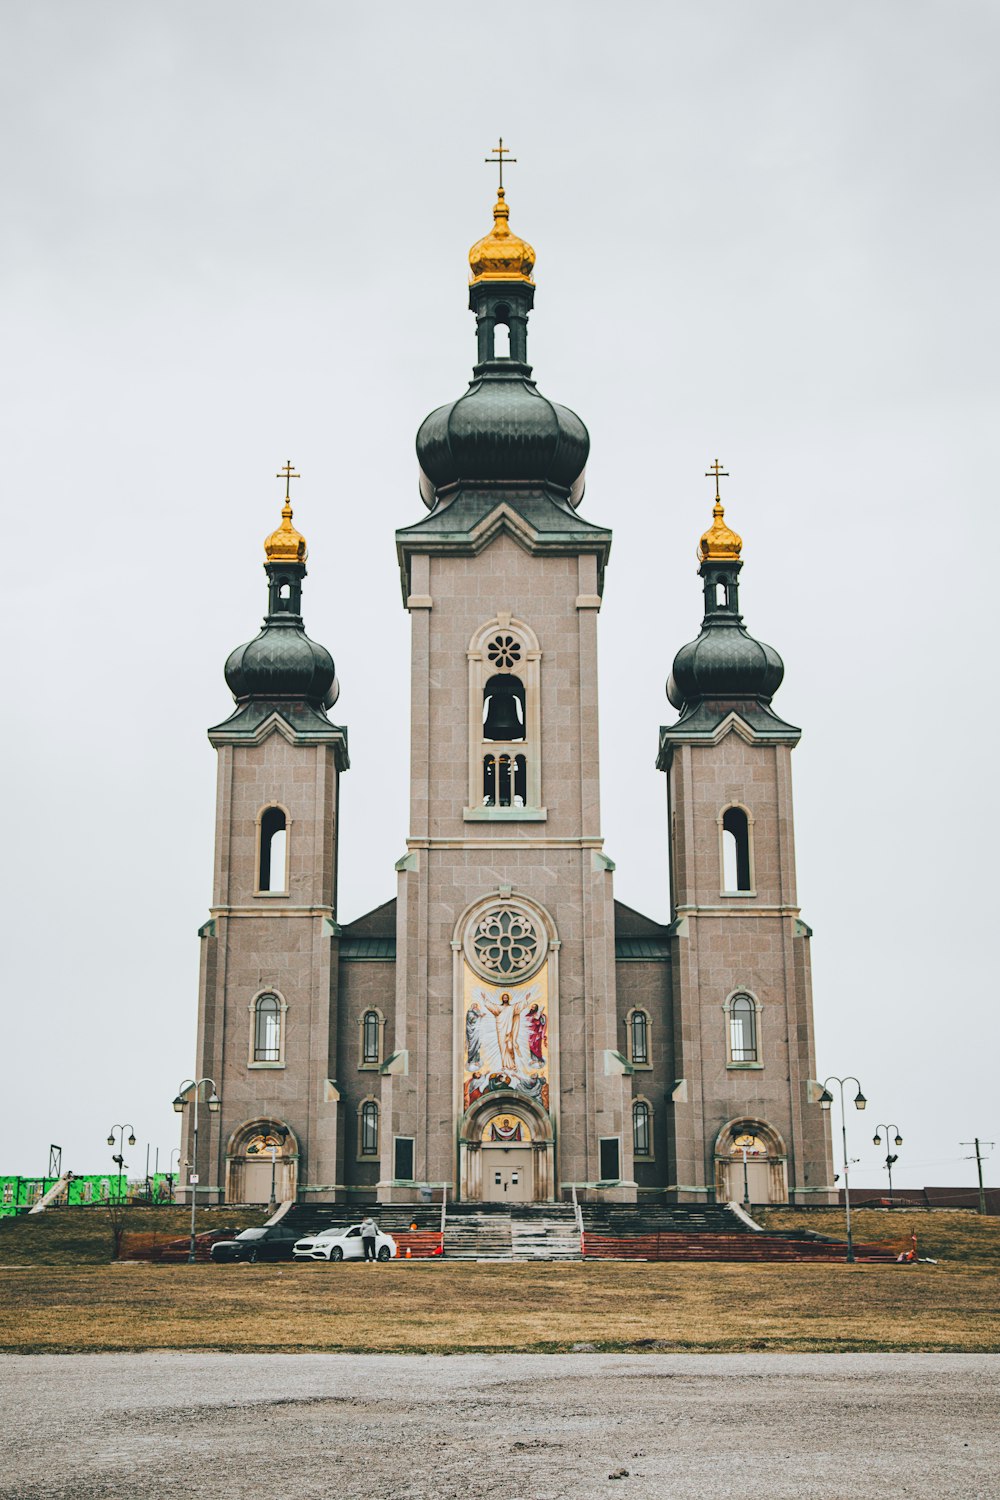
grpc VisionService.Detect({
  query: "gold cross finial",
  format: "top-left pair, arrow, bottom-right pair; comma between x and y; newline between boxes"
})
705,459 -> 729,503
485,138 -> 516,193
276,460 -> 300,501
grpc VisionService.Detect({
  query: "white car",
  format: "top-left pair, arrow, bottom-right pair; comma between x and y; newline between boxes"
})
293,1223 -> 398,1262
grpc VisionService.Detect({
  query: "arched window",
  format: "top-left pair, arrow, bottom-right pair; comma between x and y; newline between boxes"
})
721,805 -> 752,893
258,806 -> 287,894
467,618 -> 543,820
360,1100 -> 379,1157
493,320 -> 511,357
253,993 -> 283,1062
362,1010 -> 381,1066
626,1008 -> 651,1068
633,1099 -> 652,1158
728,994 -> 758,1063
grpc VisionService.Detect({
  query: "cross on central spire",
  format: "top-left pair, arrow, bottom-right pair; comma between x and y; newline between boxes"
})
705,458 -> 729,503
276,460 -> 300,501
485,138 -> 516,193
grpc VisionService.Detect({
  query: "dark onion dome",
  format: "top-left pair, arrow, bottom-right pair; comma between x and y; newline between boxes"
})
223,496 -> 339,711
225,624 -> 339,709
416,369 -> 590,507
415,185 -> 589,509
666,493 -> 784,709
667,622 -> 784,708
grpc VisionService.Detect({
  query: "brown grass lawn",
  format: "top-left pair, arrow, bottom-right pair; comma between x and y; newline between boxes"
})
1,1259 -> 997,1356
755,1207 -> 1000,1269
1,1207 -> 996,1355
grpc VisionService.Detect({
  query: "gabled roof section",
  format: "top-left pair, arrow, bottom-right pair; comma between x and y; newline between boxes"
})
657,701 -> 800,768
614,900 -> 672,961
339,897 -> 397,961
396,486 -> 612,603
209,701 -> 349,764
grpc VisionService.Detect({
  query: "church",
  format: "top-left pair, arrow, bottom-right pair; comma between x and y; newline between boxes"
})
181,167 -> 834,1209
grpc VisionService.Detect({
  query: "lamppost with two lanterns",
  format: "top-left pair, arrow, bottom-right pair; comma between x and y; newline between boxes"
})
172,1079 -> 220,1264
106,1123 -> 136,1205
819,1076 -> 867,1264
872,1123 -> 903,1206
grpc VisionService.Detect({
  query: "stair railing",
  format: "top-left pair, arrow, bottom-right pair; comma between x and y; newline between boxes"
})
440,1181 -> 448,1249
571,1183 -> 584,1254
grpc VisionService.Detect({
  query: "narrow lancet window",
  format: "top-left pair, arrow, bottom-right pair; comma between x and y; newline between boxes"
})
259,807 -> 287,893
630,1010 -> 649,1066
729,994 -> 758,1062
360,1101 -> 379,1156
254,993 -> 282,1062
633,1100 -> 651,1157
721,806 -> 752,892
362,1010 -> 380,1066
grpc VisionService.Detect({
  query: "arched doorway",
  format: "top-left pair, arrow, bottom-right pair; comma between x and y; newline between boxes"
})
226,1119 -> 298,1204
714,1119 -> 788,1205
459,1095 -> 553,1203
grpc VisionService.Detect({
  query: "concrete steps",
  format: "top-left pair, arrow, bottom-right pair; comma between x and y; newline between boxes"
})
510,1207 -> 581,1261
442,1205 -> 583,1261
442,1210 -> 514,1260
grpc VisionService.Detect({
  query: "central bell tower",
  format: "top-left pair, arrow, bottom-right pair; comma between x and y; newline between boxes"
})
385,173 -> 633,1202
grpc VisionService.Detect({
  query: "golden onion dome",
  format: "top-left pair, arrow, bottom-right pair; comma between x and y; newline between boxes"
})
469,188 -> 535,284
698,500 -> 742,564
264,500 -> 307,564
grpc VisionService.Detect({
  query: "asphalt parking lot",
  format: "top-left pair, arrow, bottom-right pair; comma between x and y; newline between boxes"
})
1,1352 -> 997,1500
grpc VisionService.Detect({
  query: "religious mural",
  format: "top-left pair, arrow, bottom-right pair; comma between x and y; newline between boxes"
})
462,962 -> 549,1114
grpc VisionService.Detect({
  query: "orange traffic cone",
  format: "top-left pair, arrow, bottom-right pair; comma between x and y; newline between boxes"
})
405,1245 -> 412,1258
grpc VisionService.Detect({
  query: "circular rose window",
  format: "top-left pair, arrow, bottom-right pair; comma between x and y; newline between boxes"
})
466,904 -> 545,981
486,634 -> 521,670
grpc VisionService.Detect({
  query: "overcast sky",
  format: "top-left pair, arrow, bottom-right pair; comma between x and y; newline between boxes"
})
3,2 -> 997,1191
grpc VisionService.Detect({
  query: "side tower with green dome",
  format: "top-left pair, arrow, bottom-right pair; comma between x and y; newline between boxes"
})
657,469 -> 834,1204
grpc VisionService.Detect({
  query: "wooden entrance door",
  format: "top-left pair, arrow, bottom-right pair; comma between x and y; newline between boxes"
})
726,1158 -> 773,1204
242,1160 -> 273,1203
483,1147 -> 533,1202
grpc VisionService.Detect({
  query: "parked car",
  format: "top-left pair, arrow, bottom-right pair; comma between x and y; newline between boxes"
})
293,1223 -> 398,1262
210,1226 -> 300,1263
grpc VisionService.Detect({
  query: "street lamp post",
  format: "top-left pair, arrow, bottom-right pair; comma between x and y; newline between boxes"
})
173,1079 -> 221,1264
106,1123 -> 136,1205
872,1123 -> 903,1207
819,1075 -> 867,1264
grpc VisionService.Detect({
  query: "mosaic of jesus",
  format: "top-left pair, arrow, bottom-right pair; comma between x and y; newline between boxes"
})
463,967 -> 549,1113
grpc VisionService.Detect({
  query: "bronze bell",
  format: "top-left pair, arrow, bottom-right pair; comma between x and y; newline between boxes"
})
483,677 -> 525,741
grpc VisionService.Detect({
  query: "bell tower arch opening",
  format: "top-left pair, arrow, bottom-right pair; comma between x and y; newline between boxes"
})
466,617 -> 542,818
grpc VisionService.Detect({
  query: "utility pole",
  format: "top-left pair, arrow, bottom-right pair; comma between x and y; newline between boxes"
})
960,1138 -> 994,1215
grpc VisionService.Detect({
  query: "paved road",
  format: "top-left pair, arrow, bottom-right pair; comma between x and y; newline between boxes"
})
1,1353 -> 997,1499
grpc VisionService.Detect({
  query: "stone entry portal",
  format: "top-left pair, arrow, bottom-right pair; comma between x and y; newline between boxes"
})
459,1097 -> 554,1202
715,1121 -> 788,1205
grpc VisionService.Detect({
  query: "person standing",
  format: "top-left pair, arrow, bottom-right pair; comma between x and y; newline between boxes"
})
360,1214 -> 378,1261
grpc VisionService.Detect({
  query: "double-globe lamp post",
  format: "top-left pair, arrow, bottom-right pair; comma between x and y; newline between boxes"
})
106,1123 -> 136,1205
819,1075 -> 867,1264
172,1079 -> 220,1264
873,1123 -> 903,1207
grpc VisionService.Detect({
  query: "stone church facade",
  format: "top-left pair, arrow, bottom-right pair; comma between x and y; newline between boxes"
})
181,186 -> 834,1207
